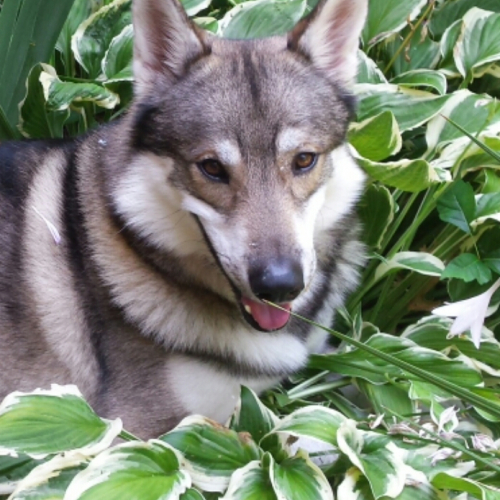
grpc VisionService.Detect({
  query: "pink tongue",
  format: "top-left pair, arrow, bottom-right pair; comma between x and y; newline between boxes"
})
242,298 -> 291,331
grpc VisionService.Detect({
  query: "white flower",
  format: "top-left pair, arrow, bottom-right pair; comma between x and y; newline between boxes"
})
432,278 -> 500,349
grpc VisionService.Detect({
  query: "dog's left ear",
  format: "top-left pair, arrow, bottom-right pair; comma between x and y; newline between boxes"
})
288,0 -> 368,88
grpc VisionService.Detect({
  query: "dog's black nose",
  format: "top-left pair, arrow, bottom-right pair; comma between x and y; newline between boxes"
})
248,258 -> 304,303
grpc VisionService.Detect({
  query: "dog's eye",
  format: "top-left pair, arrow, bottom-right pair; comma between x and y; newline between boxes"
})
197,159 -> 229,183
293,153 -> 317,174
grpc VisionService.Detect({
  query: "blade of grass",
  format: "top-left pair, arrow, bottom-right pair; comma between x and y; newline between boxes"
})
266,302 -> 500,420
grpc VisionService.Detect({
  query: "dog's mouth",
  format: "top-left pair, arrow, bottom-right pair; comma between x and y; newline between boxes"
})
240,297 -> 292,331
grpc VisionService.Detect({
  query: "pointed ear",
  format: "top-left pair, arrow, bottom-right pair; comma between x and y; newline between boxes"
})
132,0 -> 210,92
288,0 -> 368,88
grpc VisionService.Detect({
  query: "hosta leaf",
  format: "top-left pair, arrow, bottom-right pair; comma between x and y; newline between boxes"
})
269,451 -> 333,500
349,111 -> 401,162
437,180 -> 476,234
357,156 -> 438,192
430,0 -> 500,38
309,334 -> 483,387
0,454 -> 43,496
362,0 -> 426,47
9,453 -> 88,500
220,0 -> 306,39
426,90 -> 500,151
441,253 -> 492,285
356,84 -> 450,132
475,193 -> 500,219
18,64 -> 69,139
432,472 -> 500,500
72,0 -> 132,78
357,51 -> 387,85
161,416 -> 261,492
181,0 -> 212,16
0,385 -> 121,458
221,460 -> 277,500
358,184 -> 395,250
102,24 -> 133,82
454,8 -> 500,79
269,406 -> 348,448
391,70 -> 447,95
337,421 -> 405,499
439,19 -> 462,77
374,252 -> 445,282
180,489 -> 206,500
358,381 -> 414,420
40,64 -> 120,111
65,440 -> 189,500
230,386 -> 279,445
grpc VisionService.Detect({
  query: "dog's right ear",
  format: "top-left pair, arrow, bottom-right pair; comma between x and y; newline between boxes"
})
132,0 -> 210,93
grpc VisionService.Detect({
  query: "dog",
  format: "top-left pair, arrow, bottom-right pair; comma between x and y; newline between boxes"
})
0,0 -> 367,438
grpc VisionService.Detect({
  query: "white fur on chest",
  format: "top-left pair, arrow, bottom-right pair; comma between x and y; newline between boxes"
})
168,355 -> 280,423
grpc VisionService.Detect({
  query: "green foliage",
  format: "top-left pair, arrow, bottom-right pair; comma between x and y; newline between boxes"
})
3,0 -> 500,498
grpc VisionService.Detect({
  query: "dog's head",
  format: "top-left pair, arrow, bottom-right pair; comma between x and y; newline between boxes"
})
114,0 -> 367,332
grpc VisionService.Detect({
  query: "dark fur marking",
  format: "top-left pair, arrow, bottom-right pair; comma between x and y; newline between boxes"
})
62,150 -> 110,390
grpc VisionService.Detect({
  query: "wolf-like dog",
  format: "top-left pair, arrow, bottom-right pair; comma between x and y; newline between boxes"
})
0,0 -> 367,438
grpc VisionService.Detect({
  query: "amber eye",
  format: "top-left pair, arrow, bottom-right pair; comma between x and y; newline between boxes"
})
293,153 -> 318,174
197,159 -> 229,183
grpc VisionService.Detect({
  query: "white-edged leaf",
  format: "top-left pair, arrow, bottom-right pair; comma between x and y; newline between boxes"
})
9,452 -> 88,500
268,406 -> 348,449
391,70 -> 447,95
349,110 -> 402,162
0,385 -> 122,458
355,84 -> 450,132
71,0 -> 132,78
357,51 -> 387,85
432,472 -> 500,499
337,421 -> 406,499
356,154 -> 438,192
221,460 -> 277,500
181,0 -> 212,16
362,0 -> 426,47
102,24 -> 133,82
230,386 -> 279,445
161,416 -> 260,493
374,252 -> 445,282
40,64 -> 120,111
64,440 -> 189,500
0,454 -> 43,496
269,451 -> 333,500
220,0 -> 306,39
454,8 -> 500,79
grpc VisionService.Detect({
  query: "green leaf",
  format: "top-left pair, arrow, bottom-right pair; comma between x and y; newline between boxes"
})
19,64 -> 69,139
374,252 -> 445,282
230,386 -> 279,445
0,0 -> 75,132
430,0 -> 500,38
0,385 -> 122,457
181,0 -> 212,16
441,253 -> 492,285
432,472 -> 500,500
357,51 -> 387,85
358,184 -> 395,250
180,489 -> 207,500
349,111 -> 401,162
310,334 -> 483,388
357,156 -> 438,192
220,0 -> 306,39
40,64 -> 120,111
269,452 -> 333,500
221,460 -> 277,500
476,193 -> 500,219
337,421 -> 405,499
362,0 -> 426,47
65,440 -> 190,500
356,84 -> 450,132
454,8 -> 500,79
269,406 -> 348,448
101,24 -> 133,82
391,70 -> 447,95
358,381 -> 414,420
9,454 -> 88,500
161,416 -> 261,493
72,0 -> 132,78
0,454 -> 44,496
436,180 -> 476,234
